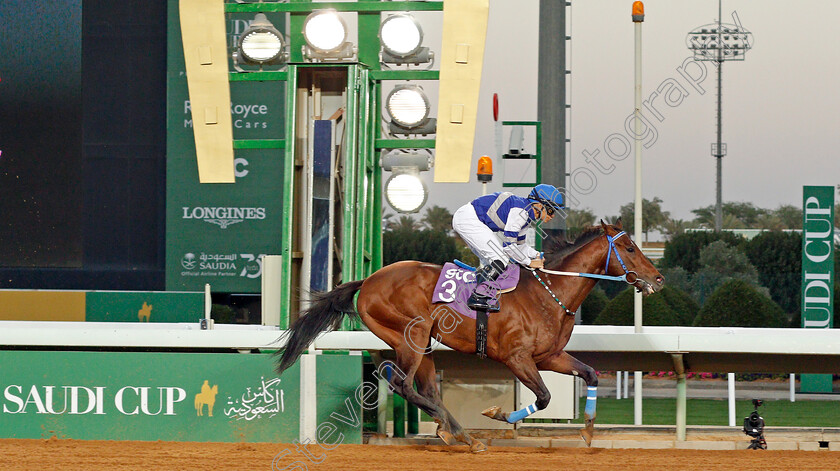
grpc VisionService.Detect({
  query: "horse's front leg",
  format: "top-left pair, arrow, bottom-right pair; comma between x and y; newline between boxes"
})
482,355 -> 550,424
537,351 -> 598,446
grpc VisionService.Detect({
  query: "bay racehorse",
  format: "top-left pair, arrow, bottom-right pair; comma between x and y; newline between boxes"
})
275,221 -> 663,452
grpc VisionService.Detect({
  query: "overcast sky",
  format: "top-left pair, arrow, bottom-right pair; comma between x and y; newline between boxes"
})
409,0 -> 840,222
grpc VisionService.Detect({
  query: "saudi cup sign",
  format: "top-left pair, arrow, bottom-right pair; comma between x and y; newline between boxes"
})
800,186 -> 835,392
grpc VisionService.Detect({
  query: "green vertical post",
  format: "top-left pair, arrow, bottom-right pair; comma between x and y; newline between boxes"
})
357,3 -> 381,68
288,0 -> 307,63
407,403 -> 419,435
393,392 -> 406,438
371,81 -> 383,272
340,65 -> 359,330
279,65 -> 298,326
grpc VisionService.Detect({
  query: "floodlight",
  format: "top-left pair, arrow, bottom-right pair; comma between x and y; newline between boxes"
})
379,14 -> 433,66
302,10 -> 355,61
381,150 -> 433,213
385,85 -> 436,135
232,13 -> 287,72
385,173 -> 427,214
381,151 -> 432,172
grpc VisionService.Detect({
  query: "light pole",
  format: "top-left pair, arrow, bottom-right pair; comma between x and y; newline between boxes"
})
686,0 -> 753,231
631,0 -> 644,426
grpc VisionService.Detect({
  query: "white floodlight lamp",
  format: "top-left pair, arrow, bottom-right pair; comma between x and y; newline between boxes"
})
379,14 -> 433,66
302,10 -> 356,61
381,150 -> 433,214
385,85 -> 437,135
232,13 -> 287,72
385,172 -> 428,214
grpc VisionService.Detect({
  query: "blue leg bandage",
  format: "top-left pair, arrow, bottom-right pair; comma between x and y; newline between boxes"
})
584,386 -> 597,417
506,403 -> 538,424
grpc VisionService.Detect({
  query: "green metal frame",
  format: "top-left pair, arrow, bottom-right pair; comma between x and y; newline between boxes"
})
501,120 -> 542,188
225,1 -> 442,328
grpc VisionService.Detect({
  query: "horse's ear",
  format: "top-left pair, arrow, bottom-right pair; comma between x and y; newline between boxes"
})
614,217 -> 623,230
599,219 -> 609,231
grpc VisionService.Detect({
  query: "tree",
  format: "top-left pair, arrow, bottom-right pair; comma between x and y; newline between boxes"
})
659,266 -> 693,299
744,231 -> 801,316
658,286 -> 700,326
564,208 -> 597,241
660,217 -> 699,241
389,215 -> 419,231
618,197 -> 669,242
772,205 -> 802,229
691,202 -> 767,229
692,241 -> 763,305
661,230 -> 745,273
593,287 -> 684,326
753,213 -> 785,231
693,279 -> 787,327
383,229 -> 460,265
580,287 -> 608,324
421,205 -> 453,234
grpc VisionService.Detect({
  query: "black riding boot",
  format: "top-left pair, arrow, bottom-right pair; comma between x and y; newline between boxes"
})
468,260 -> 507,312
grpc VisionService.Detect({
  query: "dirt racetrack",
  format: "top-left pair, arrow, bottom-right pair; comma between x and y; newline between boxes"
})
1,439 -> 838,471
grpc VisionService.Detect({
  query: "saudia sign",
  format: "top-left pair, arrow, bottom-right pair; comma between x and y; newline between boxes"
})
800,186 -> 834,393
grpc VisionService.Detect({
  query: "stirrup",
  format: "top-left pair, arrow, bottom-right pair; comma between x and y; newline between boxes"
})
468,293 -> 500,312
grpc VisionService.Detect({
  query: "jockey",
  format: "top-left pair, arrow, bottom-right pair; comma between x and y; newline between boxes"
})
452,183 -> 564,311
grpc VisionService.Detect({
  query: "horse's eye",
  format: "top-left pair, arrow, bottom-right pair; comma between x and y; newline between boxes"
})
626,246 -> 635,253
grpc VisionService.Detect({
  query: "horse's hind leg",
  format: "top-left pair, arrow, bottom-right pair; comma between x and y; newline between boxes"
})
415,355 -> 486,453
386,348 -> 468,444
366,320 -> 478,451
537,351 -> 598,446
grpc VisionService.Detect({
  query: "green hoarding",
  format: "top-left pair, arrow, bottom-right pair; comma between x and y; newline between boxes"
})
0,351 -> 362,444
800,186 -> 835,393
85,291 -> 203,323
166,0 -> 286,292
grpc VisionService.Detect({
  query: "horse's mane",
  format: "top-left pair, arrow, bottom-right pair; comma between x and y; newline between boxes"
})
544,225 -> 604,265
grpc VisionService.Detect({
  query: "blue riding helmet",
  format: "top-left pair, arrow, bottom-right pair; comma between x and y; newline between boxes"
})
528,184 -> 564,214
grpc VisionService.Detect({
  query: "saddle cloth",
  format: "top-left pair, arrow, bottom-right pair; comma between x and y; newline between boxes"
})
431,262 -> 520,319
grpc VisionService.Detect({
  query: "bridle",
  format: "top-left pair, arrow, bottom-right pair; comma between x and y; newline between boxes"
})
527,230 -> 645,315
538,231 -> 638,284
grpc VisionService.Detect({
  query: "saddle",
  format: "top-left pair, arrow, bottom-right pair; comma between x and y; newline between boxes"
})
431,261 -> 521,359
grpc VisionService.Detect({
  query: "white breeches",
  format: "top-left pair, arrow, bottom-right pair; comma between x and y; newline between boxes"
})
452,204 -> 506,267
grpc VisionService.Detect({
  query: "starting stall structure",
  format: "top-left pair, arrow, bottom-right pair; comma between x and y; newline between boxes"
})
178,0 -> 490,328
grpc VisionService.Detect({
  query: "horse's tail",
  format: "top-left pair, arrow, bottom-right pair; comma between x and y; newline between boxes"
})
274,279 -> 364,375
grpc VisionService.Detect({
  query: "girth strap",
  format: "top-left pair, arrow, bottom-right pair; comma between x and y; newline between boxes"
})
475,309 -> 488,359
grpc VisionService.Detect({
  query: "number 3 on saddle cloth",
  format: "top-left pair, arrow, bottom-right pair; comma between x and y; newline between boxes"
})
431,262 -> 521,318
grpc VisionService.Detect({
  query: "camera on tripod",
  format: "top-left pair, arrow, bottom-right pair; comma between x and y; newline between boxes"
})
743,398 -> 767,450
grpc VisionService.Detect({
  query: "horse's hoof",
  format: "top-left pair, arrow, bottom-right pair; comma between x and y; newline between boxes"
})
481,406 -> 506,421
580,415 -> 595,447
470,440 -> 487,453
437,429 -> 455,446
579,428 -> 593,447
